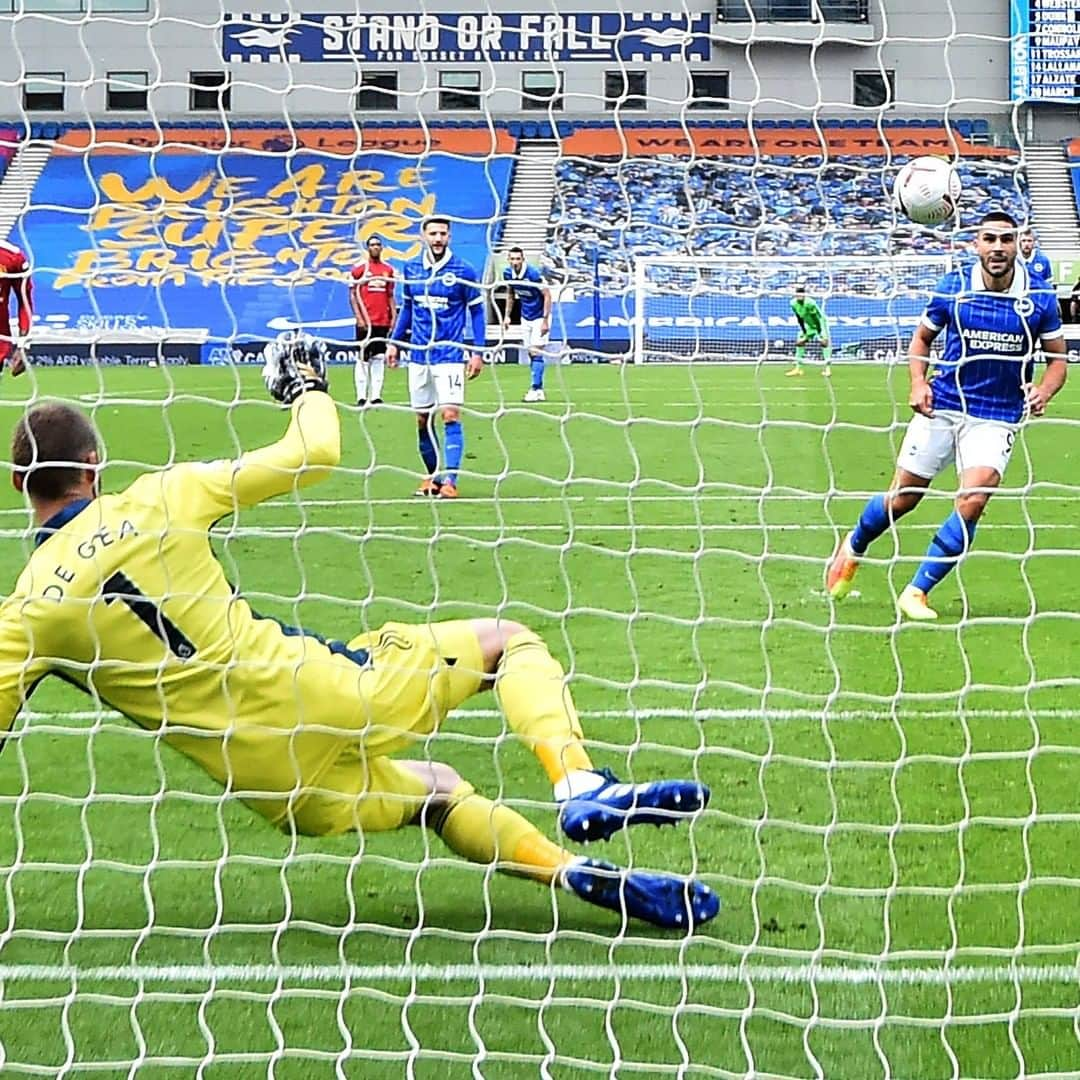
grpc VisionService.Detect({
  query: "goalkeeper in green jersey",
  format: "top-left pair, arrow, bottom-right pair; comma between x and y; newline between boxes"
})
787,284 -> 832,377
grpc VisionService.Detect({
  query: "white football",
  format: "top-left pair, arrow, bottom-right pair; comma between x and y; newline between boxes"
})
893,157 -> 961,226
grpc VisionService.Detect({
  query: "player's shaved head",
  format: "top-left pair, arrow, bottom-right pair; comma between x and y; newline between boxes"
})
11,402 -> 100,501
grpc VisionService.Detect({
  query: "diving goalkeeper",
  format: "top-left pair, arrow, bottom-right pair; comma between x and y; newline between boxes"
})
0,330 -> 716,931
787,284 -> 832,377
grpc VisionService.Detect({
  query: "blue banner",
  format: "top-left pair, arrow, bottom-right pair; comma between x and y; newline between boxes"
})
222,11 -> 710,64
23,151 -> 510,344
1009,1 -> 1030,100
551,292 -> 929,359
1009,0 -> 1080,102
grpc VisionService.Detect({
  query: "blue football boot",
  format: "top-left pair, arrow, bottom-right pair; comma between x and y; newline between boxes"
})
564,858 -> 720,929
559,768 -> 710,843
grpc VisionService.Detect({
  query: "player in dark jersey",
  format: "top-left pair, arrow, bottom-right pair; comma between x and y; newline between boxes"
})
0,238 -> 32,375
827,211 -> 1067,620
349,235 -> 396,406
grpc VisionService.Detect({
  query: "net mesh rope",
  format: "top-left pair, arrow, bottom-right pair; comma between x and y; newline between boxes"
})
0,5 -> 1078,1079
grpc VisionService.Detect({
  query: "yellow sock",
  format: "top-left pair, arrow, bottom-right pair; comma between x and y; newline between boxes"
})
495,630 -> 593,783
431,781 -> 571,883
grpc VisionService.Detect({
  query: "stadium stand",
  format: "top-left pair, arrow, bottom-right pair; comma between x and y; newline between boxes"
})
18,123 -> 514,344
544,122 -> 1027,290
1066,137 -> 1080,213
4,119 -> 1026,347
0,126 -> 20,184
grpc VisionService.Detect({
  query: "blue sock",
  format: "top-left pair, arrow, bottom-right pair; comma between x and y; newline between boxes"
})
849,494 -> 890,555
418,420 -> 438,475
912,510 -> 976,595
530,357 -> 545,390
443,420 -> 464,486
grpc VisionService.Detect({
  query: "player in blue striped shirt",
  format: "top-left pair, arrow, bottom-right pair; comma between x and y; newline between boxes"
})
1020,228 -> 1052,283
502,248 -> 552,402
387,217 -> 485,499
827,211 -> 1068,620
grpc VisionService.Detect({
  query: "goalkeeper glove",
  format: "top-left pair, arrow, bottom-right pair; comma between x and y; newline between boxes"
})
261,333 -> 329,404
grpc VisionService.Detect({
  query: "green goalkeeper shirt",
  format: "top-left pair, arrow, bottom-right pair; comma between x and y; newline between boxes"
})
791,297 -> 828,336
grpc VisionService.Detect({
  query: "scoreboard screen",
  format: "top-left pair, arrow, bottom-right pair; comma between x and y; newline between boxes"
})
1012,2 -> 1080,100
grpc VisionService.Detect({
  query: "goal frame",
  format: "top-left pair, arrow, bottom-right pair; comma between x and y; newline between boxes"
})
631,253 -> 952,365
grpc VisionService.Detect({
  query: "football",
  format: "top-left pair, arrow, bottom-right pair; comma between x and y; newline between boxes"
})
893,156 -> 962,226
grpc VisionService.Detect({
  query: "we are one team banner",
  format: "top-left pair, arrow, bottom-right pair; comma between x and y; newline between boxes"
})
221,11 -> 710,64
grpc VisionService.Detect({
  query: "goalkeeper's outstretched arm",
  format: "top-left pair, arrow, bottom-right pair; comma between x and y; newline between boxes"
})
158,391 -> 340,527
227,392 -> 340,504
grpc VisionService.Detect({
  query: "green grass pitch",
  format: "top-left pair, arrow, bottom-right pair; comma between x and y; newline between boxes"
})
0,360 -> 1077,1077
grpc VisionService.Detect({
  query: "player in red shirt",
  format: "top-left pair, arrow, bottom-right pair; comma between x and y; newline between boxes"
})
0,239 -> 32,376
349,235 -> 396,406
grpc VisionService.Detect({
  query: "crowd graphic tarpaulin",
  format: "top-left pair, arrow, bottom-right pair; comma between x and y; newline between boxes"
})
23,141 -> 512,346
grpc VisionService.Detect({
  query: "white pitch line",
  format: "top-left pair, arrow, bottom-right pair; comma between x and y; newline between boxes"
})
21,707 -> 1080,724
192,522 -> 1076,536
0,962 -> 1076,987
257,494 -> 1080,508
66,393 -> 895,409
75,387 -> 235,403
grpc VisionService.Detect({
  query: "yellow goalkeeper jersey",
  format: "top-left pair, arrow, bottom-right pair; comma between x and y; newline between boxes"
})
0,391 -> 372,826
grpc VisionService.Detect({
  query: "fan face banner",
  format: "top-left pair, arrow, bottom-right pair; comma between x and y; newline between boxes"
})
221,11 -> 710,64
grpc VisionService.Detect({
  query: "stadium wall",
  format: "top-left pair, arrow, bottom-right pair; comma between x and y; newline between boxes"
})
0,0 -> 1013,120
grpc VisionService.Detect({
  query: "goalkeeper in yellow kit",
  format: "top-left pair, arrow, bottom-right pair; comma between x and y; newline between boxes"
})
0,332 -> 716,930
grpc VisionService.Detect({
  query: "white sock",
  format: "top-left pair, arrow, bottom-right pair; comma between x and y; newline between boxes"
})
354,360 -> 369,402
369,354 -> 386,399
553,768 -> 604,803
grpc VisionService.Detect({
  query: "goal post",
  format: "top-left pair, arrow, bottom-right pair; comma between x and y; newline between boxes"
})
632,254 -> 953,363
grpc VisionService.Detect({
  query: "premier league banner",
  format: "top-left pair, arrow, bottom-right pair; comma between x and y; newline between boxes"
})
222,11 -> 711,64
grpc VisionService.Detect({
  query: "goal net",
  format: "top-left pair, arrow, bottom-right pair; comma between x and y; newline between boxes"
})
1,3 -> 1077,1079
632,254 -> 952,363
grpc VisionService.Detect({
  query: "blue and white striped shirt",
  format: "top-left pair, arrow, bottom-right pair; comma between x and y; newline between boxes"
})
391,248 -> 486,366
1023,247 -> 1053,283
502,263 -> 547,321
923,260 -> 1063,423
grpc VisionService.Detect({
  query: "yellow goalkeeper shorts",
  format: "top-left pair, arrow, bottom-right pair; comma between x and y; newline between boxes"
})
287,619 -> 485,836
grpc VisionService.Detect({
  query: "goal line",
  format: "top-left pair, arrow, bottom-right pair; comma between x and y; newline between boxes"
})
1,962 -> 1077,988
21,707 -> 1080,724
